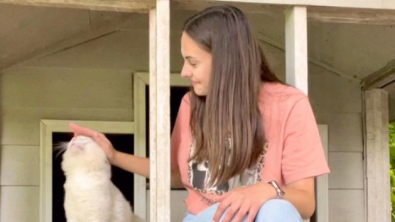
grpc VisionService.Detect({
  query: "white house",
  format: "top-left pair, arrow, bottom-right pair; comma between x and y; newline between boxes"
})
1,1 -> 395,222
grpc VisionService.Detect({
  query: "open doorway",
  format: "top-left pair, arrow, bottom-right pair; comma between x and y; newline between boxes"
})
52,133 -> 135,222
133,72 -> 191,220
143,85 -> 190,191
40,120 -> 136,222
144,86 -> 190,158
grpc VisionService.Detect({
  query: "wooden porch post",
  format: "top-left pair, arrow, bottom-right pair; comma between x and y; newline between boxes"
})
285,7 -> 309,222
285,6 -> 308,95
286,7 -> 329,222
149,1 -> 171,222
365,89 -> 391,222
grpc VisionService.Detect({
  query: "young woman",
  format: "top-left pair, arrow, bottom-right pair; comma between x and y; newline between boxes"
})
70,5 -> 330,222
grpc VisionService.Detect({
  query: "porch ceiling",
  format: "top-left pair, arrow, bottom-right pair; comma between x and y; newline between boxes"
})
0,3 -> 395,82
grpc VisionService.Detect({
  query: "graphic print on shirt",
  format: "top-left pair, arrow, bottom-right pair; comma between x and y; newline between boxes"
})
187,140 -> 268,195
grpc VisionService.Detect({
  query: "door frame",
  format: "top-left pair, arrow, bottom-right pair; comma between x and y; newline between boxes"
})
133,72 -> 190,220
39,120 -> 135,222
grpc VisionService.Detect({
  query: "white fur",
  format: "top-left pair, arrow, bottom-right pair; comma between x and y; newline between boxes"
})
61,136 -> 134,222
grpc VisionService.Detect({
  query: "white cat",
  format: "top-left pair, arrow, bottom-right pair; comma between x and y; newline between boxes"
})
61,135 -> 134,222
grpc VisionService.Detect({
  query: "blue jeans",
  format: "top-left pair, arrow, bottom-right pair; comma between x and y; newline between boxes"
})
182,199 -> 302,222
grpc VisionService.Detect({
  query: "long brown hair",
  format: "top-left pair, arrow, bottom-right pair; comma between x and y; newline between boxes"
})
183,5 -> 280,187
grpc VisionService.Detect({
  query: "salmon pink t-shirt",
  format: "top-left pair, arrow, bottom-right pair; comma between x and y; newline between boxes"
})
170,82 -> 330,215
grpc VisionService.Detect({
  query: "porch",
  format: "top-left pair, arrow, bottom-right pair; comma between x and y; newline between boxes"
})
0,1 -> 394,222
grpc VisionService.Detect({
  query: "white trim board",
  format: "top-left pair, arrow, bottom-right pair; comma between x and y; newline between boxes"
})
174,0 -> 395,11
364,89 -> 391,222
316,124 -> 329,222
133,72 -> 190,220
3,0 -> 395,12
285,6 -> 308,95
39,120 -> 136,222
304,124 -> 329,222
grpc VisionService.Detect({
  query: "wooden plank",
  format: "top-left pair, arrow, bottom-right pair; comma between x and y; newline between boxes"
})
316,125 -> 329,222
134,72 -> 190,87
362,59 -> 395,90
364,89 -> 391,222
4,0 -> 395,12
150,0 -> 171,221
133,72 -> 189,220
315,113 -> 363,152
0,145 -> 39,186
40,120 -> 134,133
171,1 -> 286,14
285,6 -> 308,94
0,0 -> 153,12
308,7 -> 395,25
1,187 -> 40,222
40,120 -> 54,222
0,67 -> 133,108
133,75 -> 148,220
329,190 -> 365,222
3,0 -> 395,24
173,0 -> 395,11
0,18 -> 133,71
173,1 -> 395,25
328,152 -> 364,189
0,107 -> 133,146
146,190 -> 188,222
149,7 -> 158,222
285,8 -> 309,221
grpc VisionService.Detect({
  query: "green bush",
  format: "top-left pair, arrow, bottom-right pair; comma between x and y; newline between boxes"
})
389,123 -> 395,221
390,166 -> 395,221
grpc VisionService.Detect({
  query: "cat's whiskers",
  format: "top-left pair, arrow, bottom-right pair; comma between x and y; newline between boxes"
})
54,142 -> 69,159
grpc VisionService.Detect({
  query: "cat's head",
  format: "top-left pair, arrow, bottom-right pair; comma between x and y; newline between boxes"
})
61,135 -> 110,174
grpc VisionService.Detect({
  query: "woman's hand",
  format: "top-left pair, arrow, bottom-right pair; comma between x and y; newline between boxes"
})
212,182 -> 277,222
69,122 -> 118,163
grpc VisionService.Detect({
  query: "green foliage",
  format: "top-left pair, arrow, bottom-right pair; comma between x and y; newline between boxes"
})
390,166 -> 395,221
389,123 -> 395,222
390,123 -> 395,167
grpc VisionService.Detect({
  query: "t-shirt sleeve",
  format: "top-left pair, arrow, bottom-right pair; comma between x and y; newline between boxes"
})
282,96 -> 330,185
171,94 -> 190,170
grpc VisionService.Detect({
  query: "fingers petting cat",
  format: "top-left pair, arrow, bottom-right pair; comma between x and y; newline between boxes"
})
69,122 -> 117,163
